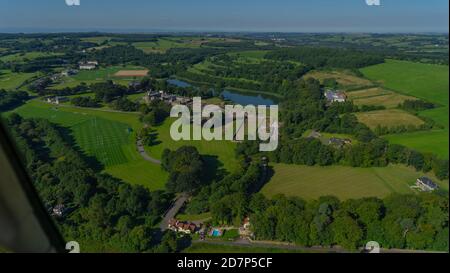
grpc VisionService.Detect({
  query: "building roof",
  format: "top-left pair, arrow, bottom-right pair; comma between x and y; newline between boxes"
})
418,177 -> 438,189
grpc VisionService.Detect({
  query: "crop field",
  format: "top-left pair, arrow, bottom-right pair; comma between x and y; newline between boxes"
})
9,100 -> 167,190
361,60 -> 449,158
114,70 -> 149,77
355,109 -> 425,130
347,87 -> 417,108
51,66 -> 146,89
0,70 -> 37,90
304,70 -> 374,90
261,164 -> 448,200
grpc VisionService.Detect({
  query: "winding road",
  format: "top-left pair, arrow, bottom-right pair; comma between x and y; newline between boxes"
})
136,139 -> 161,164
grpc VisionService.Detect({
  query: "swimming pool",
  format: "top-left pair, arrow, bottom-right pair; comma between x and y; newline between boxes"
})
211,229 -> 222,237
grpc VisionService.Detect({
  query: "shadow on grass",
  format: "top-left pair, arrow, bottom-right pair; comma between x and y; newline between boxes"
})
56,125 -> 104,171
202,154 -> 229,183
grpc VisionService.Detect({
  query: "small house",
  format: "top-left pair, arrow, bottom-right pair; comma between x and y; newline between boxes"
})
168,219 -> 198,234
324,90 -> 347,103
416,177 -> 438,192
52,204 -> 66,217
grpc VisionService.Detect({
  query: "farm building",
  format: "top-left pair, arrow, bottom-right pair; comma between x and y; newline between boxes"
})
324,90 -> 347,103
416,177 -> 438,192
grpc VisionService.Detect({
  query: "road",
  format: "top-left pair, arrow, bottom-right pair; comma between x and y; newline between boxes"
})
159,193 -> 189,231
136,139 -> 161,164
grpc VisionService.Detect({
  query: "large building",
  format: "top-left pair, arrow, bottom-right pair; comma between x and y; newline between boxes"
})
79,61 -> 98,70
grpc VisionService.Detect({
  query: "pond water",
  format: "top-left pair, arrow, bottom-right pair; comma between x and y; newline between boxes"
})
221,89 -> 276,106
167,78 -> 192,88
166,78 -> 278,106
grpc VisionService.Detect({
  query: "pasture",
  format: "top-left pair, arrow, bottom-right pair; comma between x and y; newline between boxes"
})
261,164 -> 448,200
361,60 -> 449,158
355,109 -> 425,130
361,59 -> 449,106
347,87 -> 417,108
133,38 -> 202,53
304,70 -> 374,90
51,66 -> 146,89
0,70 -> 37,90
10,100 -> 167,190
0,51 -> 62,62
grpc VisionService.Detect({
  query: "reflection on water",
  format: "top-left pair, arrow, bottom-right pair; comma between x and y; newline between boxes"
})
166,78 -> 277,106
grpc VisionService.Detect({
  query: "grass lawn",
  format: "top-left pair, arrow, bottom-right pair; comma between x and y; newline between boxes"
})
8,100 -> 167,190
145,118 -> 240,175
261,164 -> 448,200
355,109 -> 425,130
360,60 -> 449,158
183,243 -> 306,253
0,70 -> 37,90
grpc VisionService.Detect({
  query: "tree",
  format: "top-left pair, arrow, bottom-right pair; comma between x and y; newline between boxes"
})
163,146 -> 205,193
332,215 -> 363,251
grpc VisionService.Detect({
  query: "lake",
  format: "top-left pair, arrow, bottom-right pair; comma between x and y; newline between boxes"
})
221,90 -> 276,106
167,78 -> 277,106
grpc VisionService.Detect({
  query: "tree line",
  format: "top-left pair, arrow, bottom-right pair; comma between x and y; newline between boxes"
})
5,114 -> 175,252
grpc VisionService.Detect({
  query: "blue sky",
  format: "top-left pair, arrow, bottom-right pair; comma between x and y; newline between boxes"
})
0,0 -> 448,33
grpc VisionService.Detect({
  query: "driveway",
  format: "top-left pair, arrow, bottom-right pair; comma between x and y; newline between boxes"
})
159,193 -> 189,231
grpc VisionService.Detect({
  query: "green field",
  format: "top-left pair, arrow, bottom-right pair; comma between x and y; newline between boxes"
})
9,100 -> 167,190
355,109 -> 425,130
0,70 -> 37,90
347,87 -> 417,109
261,164 -> 448,200
133,38 -> 202,53
0,51 -> 62,62
145,118 -> 240,174
51,65 -> 146,89
361,60 -> 449,158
